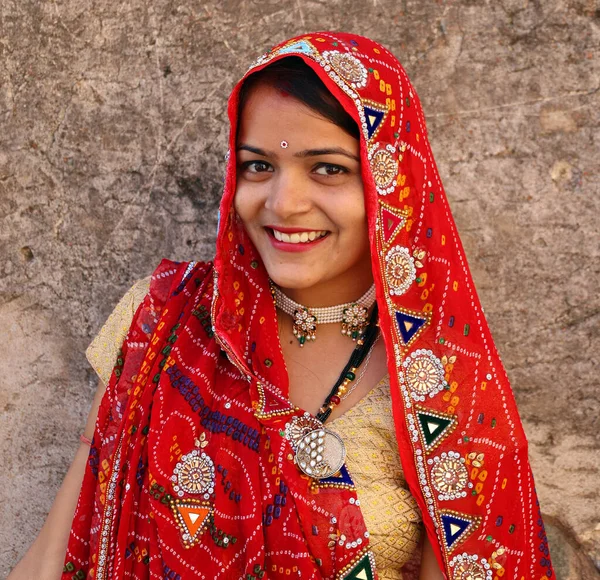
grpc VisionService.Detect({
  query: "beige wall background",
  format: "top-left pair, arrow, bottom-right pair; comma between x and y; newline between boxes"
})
1,0 -> 598,577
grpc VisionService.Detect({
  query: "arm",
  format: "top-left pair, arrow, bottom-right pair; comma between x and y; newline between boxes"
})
419,533 -> 446,580
8,378 -> 106,580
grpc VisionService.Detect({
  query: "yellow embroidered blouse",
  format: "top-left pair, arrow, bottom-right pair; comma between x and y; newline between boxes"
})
86,279 -> 423,579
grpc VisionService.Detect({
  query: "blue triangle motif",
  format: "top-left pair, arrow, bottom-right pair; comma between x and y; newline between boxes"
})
364,106 -> 385,139
320,463 -> 354,487
395,310 -> 427,346
441,513 -> 472,549
277,40 -> 315,57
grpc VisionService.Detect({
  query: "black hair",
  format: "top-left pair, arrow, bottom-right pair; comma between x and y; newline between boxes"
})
238,57 -> 360,140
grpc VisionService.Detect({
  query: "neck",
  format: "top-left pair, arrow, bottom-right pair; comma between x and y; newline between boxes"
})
277,264 -> 375,308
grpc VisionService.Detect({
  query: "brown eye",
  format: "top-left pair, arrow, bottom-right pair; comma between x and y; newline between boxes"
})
314,163 -> 348,177
241,161 -> 273,173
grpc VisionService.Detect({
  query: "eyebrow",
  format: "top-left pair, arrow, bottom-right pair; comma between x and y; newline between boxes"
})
237,144 -> 360,162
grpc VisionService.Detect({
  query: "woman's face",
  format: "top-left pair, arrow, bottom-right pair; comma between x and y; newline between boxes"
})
234,82 -> 372,297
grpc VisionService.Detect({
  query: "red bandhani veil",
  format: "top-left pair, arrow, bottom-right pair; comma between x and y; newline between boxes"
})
63,32 -> 553,580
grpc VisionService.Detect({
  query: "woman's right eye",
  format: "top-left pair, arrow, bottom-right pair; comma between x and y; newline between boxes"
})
240,160 -> 273,173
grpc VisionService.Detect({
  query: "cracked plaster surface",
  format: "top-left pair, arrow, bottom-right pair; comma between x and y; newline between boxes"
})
1,0 -> 598,578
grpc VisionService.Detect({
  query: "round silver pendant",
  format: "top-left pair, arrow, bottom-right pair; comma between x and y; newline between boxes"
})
295,428 -> 346,479
285,413 -> 323,451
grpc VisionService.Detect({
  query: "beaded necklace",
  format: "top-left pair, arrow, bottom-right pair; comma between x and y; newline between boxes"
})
316,303 -> 379,423
272,282 -> 376,346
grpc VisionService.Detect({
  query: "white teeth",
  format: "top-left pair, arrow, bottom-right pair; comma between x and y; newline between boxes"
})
271,229 -> 327,244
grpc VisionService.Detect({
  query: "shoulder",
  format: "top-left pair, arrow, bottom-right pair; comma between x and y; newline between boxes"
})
86,259 -> 213,384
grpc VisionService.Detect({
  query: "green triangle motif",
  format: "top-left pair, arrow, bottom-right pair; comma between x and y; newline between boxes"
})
416,407 -> 457,453
342,552 -> 375,580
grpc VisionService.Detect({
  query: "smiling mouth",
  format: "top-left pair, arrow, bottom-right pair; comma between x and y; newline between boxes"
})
267,228 -> 329,244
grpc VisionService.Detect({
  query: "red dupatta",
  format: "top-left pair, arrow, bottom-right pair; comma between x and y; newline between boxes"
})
63,32 -> 553,580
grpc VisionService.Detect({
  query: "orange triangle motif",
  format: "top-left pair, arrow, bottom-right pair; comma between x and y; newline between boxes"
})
177,504 -> 211,536
170,499 -> 213,546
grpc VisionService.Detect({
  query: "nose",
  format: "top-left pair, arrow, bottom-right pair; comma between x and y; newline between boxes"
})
264,169 -> 312,218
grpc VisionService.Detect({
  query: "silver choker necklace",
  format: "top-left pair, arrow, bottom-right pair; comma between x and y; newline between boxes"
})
271,282 -> 377,346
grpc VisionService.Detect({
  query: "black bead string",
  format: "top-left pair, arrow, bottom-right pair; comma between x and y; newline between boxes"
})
316,303 -> 380,424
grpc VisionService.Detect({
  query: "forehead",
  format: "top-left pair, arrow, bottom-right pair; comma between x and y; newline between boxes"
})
237,83 -> 358,150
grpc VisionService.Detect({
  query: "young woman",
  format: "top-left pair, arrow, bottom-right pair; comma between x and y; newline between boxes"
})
10,32 -> 553,580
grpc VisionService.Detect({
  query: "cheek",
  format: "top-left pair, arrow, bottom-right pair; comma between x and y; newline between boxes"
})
330,191 -> 367,232
233,186 -> 256,226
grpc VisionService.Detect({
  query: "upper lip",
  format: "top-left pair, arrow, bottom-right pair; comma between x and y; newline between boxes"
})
265,225 -> 328,233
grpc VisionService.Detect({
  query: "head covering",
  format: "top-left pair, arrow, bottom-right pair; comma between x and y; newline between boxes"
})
63,32 -> 553,580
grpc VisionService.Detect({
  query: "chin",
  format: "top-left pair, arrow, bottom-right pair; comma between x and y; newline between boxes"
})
264,264 -> 322,291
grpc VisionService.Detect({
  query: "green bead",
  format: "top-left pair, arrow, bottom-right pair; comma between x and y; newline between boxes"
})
345,371 -> 356,381
250,260 -> 259,269
491,418 -> 497,428
509,524 -> 515,534
463,324 -> 470,336
486,535 -> 493,542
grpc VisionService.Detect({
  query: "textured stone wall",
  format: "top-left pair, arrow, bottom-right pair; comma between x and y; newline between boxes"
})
1,0 -> 598,577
